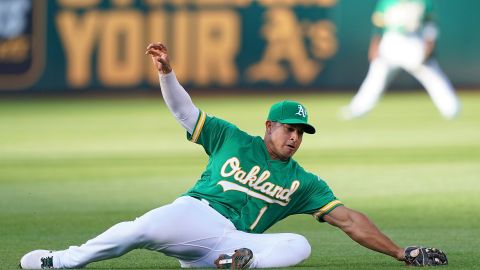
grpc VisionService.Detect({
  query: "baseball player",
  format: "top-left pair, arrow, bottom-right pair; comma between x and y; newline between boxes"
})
20,43 -> 447,269
341,0 -> 460,120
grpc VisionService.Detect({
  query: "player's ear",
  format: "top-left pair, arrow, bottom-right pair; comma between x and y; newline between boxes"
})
265,120 -> 272,134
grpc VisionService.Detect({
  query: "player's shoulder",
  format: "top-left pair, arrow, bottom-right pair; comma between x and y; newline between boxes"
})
204,113 -> 239,131
206,113 -> 256,140
289,159 -> 322,182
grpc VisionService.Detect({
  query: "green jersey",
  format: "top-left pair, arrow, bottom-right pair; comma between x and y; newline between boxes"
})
184,111 -> 342,233
372,0 -> 434,35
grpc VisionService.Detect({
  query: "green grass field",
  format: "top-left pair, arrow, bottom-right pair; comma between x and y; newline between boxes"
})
1,91 -> 479,269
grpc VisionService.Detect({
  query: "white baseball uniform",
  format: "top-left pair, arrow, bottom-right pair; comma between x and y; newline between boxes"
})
50,196 -> 310,268
344,0 -> 460,119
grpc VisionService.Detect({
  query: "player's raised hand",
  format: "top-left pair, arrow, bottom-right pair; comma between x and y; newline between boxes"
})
145,42 -> 172,74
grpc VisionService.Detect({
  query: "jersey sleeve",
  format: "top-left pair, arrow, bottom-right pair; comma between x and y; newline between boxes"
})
424,0 -> 435,21
371,0 -> 386,36
186,110 -> 238,156
296,175 -> 343,222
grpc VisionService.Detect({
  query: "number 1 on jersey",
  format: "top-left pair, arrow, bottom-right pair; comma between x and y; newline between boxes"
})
249,206 -> 268,230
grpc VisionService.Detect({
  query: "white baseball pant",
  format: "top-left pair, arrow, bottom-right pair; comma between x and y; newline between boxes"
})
50,196 -> 311,268
347,32 -> 460,119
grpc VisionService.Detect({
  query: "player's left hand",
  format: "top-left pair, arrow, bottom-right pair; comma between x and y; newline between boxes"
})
404,246 -> 448,266
145,42 -> 172,74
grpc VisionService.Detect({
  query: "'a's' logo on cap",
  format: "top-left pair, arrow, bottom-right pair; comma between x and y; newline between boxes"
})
295,105 -> 307,118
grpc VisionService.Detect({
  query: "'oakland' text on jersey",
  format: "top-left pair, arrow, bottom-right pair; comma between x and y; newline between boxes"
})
184,111 -> 342,233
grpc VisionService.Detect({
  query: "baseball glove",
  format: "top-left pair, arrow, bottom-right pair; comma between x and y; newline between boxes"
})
404,246 -> 448,266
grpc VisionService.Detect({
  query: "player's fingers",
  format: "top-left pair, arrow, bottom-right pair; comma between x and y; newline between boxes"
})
145,49 -> 165,58
146,42 -> 161,50
146,42 -> 167,53
159,43 -> 168,53
145,46 -> 160,56
145,49 -> 159,56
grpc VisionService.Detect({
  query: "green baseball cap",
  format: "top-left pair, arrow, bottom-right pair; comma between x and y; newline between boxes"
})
267,100 -> 316,134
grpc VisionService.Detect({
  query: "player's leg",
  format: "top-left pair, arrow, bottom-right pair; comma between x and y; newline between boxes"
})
21,196 -> 232,269
342,58 -> 397,119
226,231 -> 312,268
181,229 -> 311,268
409,59 -> 460,119
21,216 -> 154,269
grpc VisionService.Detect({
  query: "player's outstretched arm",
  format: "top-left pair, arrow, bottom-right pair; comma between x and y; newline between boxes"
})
323,205 -> 405,260
145,42 -> 199,134
323,206 -> 448,266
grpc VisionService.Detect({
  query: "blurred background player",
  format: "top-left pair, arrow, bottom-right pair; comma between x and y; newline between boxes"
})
341,0 -> 461,120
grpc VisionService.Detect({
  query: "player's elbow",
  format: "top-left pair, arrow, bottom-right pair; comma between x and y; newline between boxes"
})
339,211 -> 374,240
328,208 -> 367,238
324,206 -> 356,232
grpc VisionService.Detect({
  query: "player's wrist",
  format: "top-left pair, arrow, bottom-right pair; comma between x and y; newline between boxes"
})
161,65 -> 172,74
396,249 -> 406,261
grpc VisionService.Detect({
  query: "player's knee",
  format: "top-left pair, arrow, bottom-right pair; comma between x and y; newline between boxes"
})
295,234 -> 312,260
287,234 -> 311,261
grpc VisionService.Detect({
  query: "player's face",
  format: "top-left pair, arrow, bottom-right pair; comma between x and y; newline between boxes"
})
265,121 -> 304,161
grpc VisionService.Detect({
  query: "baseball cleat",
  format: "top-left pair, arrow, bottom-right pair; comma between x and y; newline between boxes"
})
214,248 -> 254,269
20,250 -> 55,269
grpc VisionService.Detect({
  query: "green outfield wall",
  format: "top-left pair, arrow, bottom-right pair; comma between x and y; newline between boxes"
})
0,0 -> 479,92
